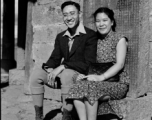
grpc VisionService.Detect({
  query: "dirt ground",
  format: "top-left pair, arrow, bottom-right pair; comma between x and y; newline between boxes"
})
1,82 -> 63,120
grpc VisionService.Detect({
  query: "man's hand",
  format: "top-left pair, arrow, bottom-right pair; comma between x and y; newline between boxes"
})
47,65 -> 65,87
47,68 -> 53,73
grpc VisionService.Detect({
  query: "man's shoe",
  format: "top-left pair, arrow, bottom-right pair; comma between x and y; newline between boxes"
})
62,108 -> 73,120
34,105 -> 44,120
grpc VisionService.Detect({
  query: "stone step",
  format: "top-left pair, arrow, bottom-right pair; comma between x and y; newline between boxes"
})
7,69 -> 152,120
44,89 -> 152,120
1,73 -> 9,83
44,86 -> 61,101
8,68 -> 62,101
110,95 -> 152,120
9,69 -> 25,85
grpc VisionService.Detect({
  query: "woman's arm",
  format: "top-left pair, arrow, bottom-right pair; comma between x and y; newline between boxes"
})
86,37 -> 128,82
102,37 -> 128,80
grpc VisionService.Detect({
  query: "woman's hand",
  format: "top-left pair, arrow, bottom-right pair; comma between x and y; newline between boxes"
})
76,74 -> 86,81
85,74 -> 105,81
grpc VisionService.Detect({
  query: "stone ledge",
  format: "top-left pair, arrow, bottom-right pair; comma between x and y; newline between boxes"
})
44,88 -> 152,120
9,69 -> 25,85
1,73 -> 9,83
111,95 -> 152,120
44,86 -> 61,101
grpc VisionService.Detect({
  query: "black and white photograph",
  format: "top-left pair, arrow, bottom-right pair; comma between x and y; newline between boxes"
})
1,0 -> 152,120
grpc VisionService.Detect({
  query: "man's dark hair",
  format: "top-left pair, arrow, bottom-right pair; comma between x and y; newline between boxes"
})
61,1 -> 80,11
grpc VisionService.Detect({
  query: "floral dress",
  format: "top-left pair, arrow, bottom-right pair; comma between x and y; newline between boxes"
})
67,31 -> 130,119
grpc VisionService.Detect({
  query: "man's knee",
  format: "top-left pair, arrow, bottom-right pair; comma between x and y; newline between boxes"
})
60,69 -> 78,85
29,67 -> 47,87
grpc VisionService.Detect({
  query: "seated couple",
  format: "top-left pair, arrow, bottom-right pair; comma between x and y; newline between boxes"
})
29,1 -> 130,120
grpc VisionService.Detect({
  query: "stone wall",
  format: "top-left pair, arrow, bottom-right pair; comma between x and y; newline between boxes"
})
23,0 -> 152,120
135,0 -> 152,97
27,0 -> 152,96
149,0 -> 152,93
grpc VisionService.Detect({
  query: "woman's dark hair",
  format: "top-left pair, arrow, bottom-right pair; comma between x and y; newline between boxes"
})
93,7 -> 116,31
61,1 -> 80,12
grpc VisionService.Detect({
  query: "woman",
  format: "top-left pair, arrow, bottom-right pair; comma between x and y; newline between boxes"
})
67,7 -> 130,120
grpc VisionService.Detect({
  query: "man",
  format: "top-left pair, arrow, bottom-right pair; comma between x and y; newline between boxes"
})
29,1 -> 97,120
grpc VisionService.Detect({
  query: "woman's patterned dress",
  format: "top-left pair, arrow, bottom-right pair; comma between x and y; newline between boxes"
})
67,31 -> 130,118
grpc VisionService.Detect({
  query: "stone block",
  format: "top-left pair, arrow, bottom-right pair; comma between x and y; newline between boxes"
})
16,47 -> 25,69
2,114 -> 19,120
37,0 -> 83,6
9,69 -> 25,85
1,73 -> 9,83
57,24 -> 67,34
32,0 -> 84,26
37,0 -> 65,5
111,96 -> 152,120
32,43 -> 54,67
134,0 -> 151,97
32,3 -> 63,26
43,89 -> 152,120
37,0 -> 83,11
44,86 -> 61,101
44,99 -> 62,112
37,0 -> 58,5
33,25 -> 58,43
108,0 -> 119,9
148,0 -> 152,93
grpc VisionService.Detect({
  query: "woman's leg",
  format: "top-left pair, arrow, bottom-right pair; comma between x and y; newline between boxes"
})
60,69 -> 78,112
85,99 -> 98,120
74,99 -> 87,120
60,69 -> 79,120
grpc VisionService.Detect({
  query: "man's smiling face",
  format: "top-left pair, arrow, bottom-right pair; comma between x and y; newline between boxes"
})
62,5 -> 80,29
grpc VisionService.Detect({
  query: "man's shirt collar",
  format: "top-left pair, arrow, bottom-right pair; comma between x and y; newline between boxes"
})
63,22 -> 86,38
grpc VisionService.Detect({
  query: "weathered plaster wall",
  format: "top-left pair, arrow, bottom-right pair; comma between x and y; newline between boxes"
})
23,0 -> 152,120
135,0 -> 152,97
30,0 -> 152,96
148,0 -> 152,93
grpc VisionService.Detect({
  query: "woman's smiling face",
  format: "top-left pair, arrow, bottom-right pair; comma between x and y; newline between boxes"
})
95,12 -> 113,35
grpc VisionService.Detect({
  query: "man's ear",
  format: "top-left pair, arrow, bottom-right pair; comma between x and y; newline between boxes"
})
79,11 -> 83,21
111,20 -> 114,26
79,11 -> 83,18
